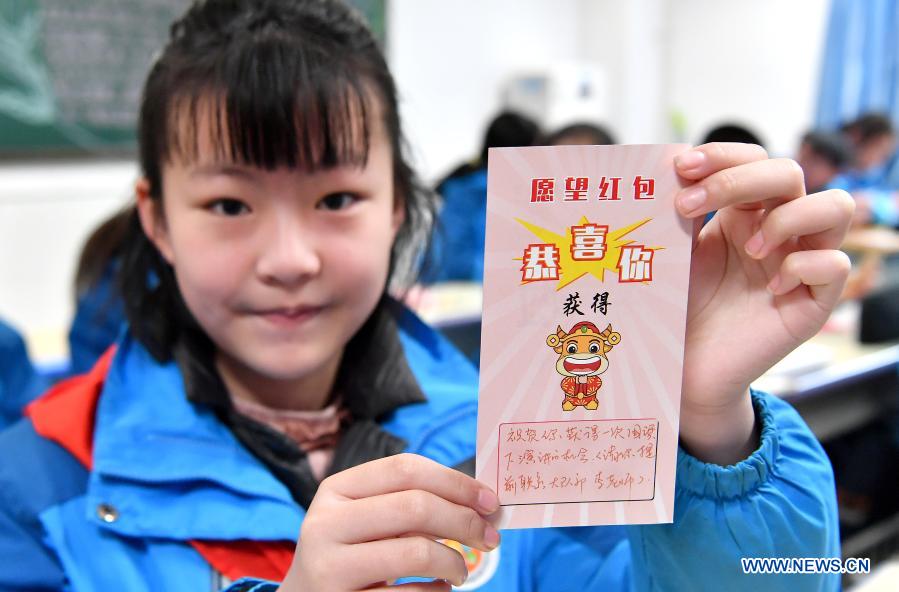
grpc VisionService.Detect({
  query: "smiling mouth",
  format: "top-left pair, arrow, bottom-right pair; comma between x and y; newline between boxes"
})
256,305 -> 323,325
563,356 -> 601,374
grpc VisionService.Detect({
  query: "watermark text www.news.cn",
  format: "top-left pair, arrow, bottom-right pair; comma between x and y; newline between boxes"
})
741,557 -> 870,575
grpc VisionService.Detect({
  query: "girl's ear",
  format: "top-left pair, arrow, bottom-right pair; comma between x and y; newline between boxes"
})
135,178 -> 175,264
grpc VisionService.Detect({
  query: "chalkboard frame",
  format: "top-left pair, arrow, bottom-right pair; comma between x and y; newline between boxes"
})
0,0 -> 387,159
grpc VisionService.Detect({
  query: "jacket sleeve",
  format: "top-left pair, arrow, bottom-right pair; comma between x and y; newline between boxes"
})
625,390 -> 840,591
222,578 -> 280,592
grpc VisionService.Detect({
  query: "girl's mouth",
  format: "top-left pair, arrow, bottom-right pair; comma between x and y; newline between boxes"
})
256,305 -> 323,327
563,356 -> 601,374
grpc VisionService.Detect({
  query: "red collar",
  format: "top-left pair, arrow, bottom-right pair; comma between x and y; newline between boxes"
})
25,347 -> 293,582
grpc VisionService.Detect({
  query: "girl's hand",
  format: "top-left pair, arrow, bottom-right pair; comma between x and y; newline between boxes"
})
278,453 -> 500,592
674,143 -> 854,465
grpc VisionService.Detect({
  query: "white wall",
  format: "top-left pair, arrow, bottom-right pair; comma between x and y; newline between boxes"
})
0,162 -> 136,361
388,0 -> 583,183
393,0 -> 829,177
663,0 -> 830,156
580,0 -> 669,145
0,0 -> 831,362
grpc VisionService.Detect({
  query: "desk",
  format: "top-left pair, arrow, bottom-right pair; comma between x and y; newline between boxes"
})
851,558 -> 899,591
842,227 -> 899,256
752,303 -> 899,441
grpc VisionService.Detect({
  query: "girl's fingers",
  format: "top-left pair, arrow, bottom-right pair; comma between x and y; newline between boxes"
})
674,142 -> 769,181
321,453 -> 499,515
330,489 -> 499,551
346,536 -> 470,589
768,250 -> 852,311
743,190 -> 855,259
675,157 -> 806,218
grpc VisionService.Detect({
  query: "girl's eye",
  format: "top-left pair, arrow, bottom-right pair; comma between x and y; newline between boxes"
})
317,192 -> 358,211
209,198 -> 250,217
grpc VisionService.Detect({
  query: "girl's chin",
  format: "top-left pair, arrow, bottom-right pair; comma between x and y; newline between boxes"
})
244,352 -> 336,382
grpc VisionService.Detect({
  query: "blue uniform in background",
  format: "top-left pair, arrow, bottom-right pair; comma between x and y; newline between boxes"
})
423,169 -> 489,284
68,263 -> 126,377
0,304 -> 840,591
831,164 -> 899,227
0,319 -> 47,429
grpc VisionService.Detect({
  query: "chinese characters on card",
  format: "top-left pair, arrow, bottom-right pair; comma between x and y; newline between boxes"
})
476,144 -> 693,529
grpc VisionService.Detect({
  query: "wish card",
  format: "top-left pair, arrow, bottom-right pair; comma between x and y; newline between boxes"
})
475,144 -> 693,529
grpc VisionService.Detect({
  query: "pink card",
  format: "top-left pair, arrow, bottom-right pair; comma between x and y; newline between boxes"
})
476,144 -> 693,529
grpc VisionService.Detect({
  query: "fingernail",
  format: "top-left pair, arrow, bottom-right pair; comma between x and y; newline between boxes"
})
484,524 -> 500,549
744,231 -> 765,257
767,274 -> 781,294
477,489 -> 499,514
675,150 -> 705,172
677,186 -> 707,215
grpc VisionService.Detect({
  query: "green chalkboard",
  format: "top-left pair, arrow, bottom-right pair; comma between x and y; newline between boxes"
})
0,0 -> 386,157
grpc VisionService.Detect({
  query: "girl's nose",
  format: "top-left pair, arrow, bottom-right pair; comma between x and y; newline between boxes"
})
255,214 -> 322,287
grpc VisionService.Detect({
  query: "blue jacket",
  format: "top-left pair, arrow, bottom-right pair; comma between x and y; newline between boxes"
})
68,262 -> 126,377
422,169 -> 489,284
0,318 -> 48,429
830,166 -> 899,227
0,306 -> 839,591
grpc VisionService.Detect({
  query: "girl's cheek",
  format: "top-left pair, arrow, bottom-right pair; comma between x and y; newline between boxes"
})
173,235 -> 250,297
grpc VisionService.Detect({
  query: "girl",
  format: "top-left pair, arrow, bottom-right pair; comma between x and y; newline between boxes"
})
0,0 -> 853,590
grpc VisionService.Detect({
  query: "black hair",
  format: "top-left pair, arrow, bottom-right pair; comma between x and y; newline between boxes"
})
120,0 -> 436,362
841,112 -> 895,146
478,111 -> 541,165
700,123 -> 764,148
433,110 -> 539,194
801,131 -> 854,169
544,122 -> 616,146
75,208 -> 133,299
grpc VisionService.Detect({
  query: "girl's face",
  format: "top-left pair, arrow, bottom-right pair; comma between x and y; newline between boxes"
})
137,109 -> 403,393
857,133 -> 896,171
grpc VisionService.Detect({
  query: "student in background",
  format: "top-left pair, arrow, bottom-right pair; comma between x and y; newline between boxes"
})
68,209 -> 130,376
422,111 -> 540,284
0,319 -> 47,429
0,212 -> 129,430
434,111 -> 540,196
841,113 -> 896,186
0,1 -> 853,590
796,131 -> 854,194
544,121 -> 616,146
700,123 -> 765,148
833,113 -> 899,227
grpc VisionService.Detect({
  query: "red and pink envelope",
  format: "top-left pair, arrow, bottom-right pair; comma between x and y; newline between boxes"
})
475,144 -> 693,529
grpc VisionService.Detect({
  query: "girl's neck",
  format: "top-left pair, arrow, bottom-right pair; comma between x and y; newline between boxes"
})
214,350 -> 341,412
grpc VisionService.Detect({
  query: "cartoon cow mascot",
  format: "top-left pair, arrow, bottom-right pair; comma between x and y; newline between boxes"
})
546,322 -> 621,411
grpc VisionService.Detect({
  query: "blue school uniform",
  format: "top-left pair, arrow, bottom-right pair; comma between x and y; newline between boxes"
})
423,169 -> 489,284
831,166 -> 899,226
68,262 -> 126,377
0,318 -> 47,429
0,301 -> 839,591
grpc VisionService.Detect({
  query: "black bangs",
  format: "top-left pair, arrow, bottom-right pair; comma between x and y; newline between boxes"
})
162,38 -> 372,173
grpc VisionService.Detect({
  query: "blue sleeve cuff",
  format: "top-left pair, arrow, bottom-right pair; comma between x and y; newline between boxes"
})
675,389 -> 779,500
222,578 -> 280,592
